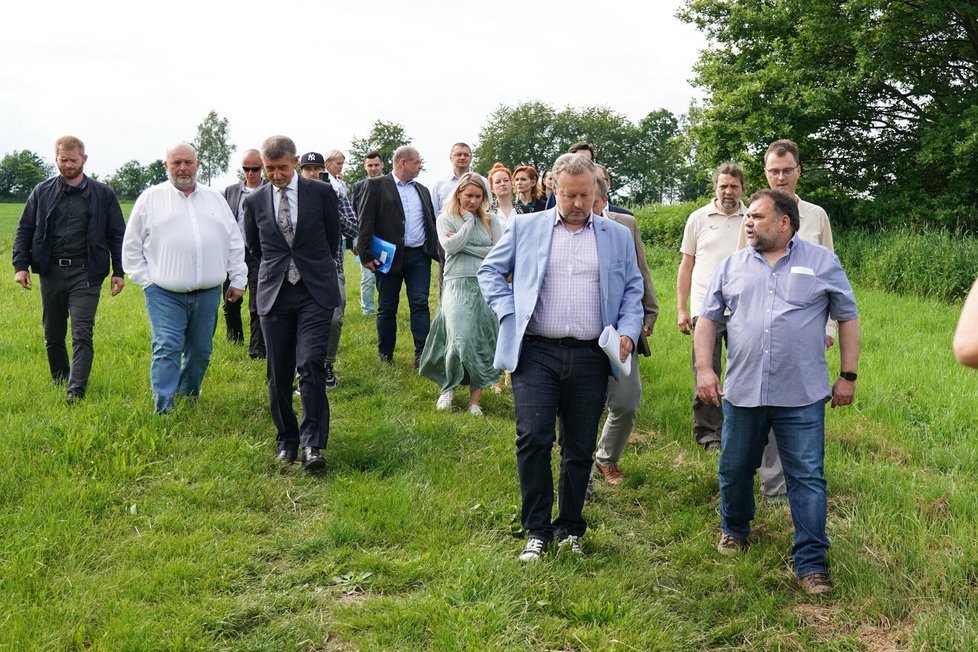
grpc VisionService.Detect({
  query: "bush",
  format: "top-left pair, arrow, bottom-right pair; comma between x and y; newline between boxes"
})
633,201 -> 703,250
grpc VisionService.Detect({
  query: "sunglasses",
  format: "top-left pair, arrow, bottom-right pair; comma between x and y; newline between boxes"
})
242,166 -> 262,173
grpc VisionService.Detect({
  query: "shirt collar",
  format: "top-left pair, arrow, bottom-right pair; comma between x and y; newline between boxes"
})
394,172 -> 415,188
553,209 -> 594,230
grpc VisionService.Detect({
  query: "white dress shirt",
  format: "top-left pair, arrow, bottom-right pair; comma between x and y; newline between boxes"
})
123,181 -> 247,292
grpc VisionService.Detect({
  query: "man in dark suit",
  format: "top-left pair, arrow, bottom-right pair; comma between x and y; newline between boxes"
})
244,135 -> 341,471
223,149 -> 266,358
356,145 -> 438,366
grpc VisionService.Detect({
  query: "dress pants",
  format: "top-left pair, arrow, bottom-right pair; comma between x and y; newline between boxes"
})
143,284 -> 221,413
38,265 -> 101,396
513,337 -> 609,541
245,251 -> 266,358
261,279 -> 332,453
595,357 -> 642,466
222,275 -> 243,343
691,316 -> 726,446
375,246 -> 431,361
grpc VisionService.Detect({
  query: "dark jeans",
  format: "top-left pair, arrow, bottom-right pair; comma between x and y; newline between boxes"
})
38,266 -> 101,395
719,399 -> 830,578
261,280 -> 332,452
691,316 -> 726,445
512,337 -> 610,541
375,246 -> 431,360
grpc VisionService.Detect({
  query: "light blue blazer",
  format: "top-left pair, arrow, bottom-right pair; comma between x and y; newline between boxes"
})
477,208 -> 645,380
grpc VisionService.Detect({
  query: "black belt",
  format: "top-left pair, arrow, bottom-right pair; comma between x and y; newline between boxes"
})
55,258 -> 87,267
524,334 -> 600,348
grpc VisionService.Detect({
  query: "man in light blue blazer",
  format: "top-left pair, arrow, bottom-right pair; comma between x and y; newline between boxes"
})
478,154 -> 644,561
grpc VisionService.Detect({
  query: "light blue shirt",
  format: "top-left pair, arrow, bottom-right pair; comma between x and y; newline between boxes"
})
395,173 -> 426,247
701,234 -> 858,408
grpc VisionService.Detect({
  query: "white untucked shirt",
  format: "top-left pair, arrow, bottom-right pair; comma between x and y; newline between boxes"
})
123,181 -> 247,292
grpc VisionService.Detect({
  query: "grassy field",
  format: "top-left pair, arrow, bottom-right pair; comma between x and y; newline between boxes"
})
1,202 -> 977,650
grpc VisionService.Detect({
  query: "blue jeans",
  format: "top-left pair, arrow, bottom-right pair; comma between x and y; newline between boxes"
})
719,399 -> 830,578
144,284 -> 221,413
360,264 -> 376,315
375,246 -> 431,360
512,337 -> 609,541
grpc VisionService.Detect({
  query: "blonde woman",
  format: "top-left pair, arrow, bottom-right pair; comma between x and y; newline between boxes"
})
419,173 -> 503,414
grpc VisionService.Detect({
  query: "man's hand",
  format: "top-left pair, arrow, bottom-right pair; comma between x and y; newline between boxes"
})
110,276 -> 125,296
226,286 -> 245,303
696,369 -> 724,407
619,335 -> 634,363
362,258 -> 380,272
642,324 -> 653,337
678,308 -> 692,335
14,271 -> 31,290
825,335 -> 835,349
830,377 -> 855,408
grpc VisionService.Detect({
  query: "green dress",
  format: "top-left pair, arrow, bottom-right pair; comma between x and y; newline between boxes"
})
419,211 -> 503,392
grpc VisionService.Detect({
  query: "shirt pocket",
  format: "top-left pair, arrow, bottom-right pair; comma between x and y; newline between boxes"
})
785,267 -> 816,306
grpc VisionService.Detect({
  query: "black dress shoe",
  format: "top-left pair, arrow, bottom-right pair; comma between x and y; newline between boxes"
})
276,447 -> 298,465
301,446 -> 326,471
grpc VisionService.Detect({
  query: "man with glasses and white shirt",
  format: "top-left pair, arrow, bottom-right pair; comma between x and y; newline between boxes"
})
738,139 -> 837,505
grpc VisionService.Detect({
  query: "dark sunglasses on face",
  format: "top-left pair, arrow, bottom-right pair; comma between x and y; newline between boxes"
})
243,166 -> 262,173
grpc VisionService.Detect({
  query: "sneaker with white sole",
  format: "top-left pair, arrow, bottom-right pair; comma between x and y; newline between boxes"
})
324,363 -> 338,390
557,535 -> 583,556
436,389 -> 454,411
468,404 -> 483,415
519,536 -> 548,562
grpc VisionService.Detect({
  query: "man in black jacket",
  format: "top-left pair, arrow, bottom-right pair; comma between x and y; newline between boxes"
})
12,135 -> 126,402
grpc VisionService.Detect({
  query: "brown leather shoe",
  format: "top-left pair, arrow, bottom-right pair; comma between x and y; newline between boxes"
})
797,573 -> 832,595
595,462 -> 624,485
716,533 -> 748,555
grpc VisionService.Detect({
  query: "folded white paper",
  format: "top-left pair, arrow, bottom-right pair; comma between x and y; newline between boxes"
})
598,324 -> 632,377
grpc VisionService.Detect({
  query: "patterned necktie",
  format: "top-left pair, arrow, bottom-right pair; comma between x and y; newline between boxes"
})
278,187 -> 300,284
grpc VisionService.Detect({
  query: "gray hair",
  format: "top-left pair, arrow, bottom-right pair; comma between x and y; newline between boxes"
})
595,176 -> 609,200
393,145 -> 420,166
165,142 -> 197,161
552,153 -> 596,188
261,136 -> 297,161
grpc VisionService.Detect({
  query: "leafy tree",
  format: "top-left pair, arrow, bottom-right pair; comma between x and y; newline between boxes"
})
193,110 -> 235,186
145,159 -> 167,186
0,150 -> 53,200
104,160 -> 149,200
679,0 -> 978,228
345,121 -> 413,186
474,102 -> 687,205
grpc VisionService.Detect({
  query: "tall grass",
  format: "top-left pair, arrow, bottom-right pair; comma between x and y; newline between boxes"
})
2,202 -> 977,649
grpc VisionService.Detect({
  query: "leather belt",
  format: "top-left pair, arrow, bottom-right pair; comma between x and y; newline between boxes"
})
524,334 -> 600,348
56,258 -> 87,267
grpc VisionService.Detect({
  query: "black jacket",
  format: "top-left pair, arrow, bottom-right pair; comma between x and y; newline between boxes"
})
12,175 -> 126,286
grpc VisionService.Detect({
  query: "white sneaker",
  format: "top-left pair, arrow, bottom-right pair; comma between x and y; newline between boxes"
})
468,404 -> 483,415
557,535 -> 583,557
436,389 -> 454,411
519,536 -> 547,562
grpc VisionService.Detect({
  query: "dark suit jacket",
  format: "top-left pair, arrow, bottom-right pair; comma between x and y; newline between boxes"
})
607,210 -> 658,356
356,173 -> 438,273
243,176 -> 341,315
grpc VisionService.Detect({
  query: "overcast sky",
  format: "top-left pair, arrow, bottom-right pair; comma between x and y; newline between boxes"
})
3,0 -> 708,190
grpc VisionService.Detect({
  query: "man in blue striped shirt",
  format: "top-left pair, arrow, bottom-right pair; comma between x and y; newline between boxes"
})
694,188 -> 860,595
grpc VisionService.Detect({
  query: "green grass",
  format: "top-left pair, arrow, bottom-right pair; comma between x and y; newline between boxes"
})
2,204 -> 977,649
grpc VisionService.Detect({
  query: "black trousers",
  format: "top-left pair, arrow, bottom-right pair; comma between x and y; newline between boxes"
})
260,280 -> 332,452
39,266 -> 101,395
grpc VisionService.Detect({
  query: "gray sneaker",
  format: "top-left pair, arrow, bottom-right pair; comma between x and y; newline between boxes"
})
557,535 -> 583,557
519,536 -> 548,562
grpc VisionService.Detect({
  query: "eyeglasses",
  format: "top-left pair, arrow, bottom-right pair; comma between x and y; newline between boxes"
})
242,166 -> 262,173
765,167 -> 798,177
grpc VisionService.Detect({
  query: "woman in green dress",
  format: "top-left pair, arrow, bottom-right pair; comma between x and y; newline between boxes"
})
419,172 -> 503,414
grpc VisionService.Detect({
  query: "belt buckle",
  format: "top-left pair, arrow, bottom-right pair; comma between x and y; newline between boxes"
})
58,258 -> 71,266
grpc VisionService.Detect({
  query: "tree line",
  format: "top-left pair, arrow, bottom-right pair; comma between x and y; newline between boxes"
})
4,1 -> 975,228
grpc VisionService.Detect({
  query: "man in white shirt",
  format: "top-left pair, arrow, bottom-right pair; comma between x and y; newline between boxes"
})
677,163 -> 748,450
123,143 -> 247,413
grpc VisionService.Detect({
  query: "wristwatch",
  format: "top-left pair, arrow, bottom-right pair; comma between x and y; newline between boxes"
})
839,371 -> 858,381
